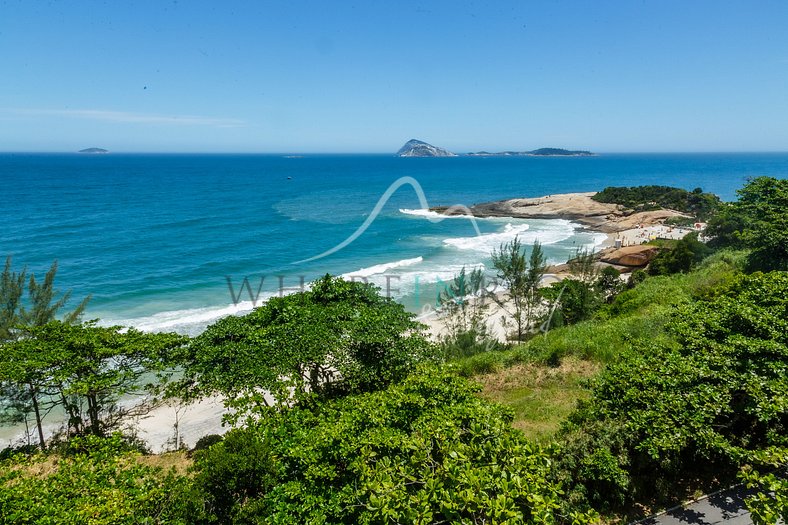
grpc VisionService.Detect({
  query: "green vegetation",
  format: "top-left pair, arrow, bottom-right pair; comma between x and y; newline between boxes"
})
646,231 -> 713,275
707,176 -> 788,271
0,434 -> 188,524
490,238 -> 547,341
0,321 -> 186,443
1,177 -> 786,524
0,258 -> 91,449
175,275 -> 435,415
188,368 -> 595,524
592,184 -> 721,219
437,266 -> 501,359
559,271 -> 788,512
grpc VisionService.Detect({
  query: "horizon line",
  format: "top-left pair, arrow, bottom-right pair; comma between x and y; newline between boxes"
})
3,150 -> 788,155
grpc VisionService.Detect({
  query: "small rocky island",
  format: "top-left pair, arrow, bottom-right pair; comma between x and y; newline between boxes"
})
396,139 -> 458,157
78,147 -> 109,154
396,140 -> 593,157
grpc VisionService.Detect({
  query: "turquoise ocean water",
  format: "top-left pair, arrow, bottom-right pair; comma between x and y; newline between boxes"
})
2,153 -> 787,335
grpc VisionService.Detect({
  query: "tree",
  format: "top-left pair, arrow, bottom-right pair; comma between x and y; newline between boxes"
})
0,257 -> 91,449
437,266 -> 495,357
0,321 -> 186,439
706,176 -> 788,271
176,275 -> 437,414
542,279 -> 601,327
490,238 -> 548,341
568,249 -> 599,285
647,232 -> 712,276
596,266 -> 624,301
20,260 -> 90,328
0,257 -> 26,342
190,367 -> 597,525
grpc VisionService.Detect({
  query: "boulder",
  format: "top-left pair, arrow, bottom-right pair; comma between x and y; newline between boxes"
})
600,245 -> 660,267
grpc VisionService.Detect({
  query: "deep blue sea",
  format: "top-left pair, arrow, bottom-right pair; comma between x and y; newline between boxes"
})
2,153 -> 787,335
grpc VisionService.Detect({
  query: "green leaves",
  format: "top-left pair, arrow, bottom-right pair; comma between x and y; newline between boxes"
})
190,367 -> 596,524
177,275 -> 437,412
0,434 -> 190,524
0,321 -> 186,438
706,176 -> 788,271
560,271 -> 788,511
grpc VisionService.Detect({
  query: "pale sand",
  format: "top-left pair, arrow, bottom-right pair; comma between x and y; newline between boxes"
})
130,395 -> 230,453
603,224 -> 696,248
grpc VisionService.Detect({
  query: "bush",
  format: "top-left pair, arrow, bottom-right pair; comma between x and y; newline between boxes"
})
192,433 -> 224,453
188,367 -> 597,524
560,272 -> 788,512
592,185 -> 721,220
192,429 -> 277,524
0,434 -> 190,524
706,176 -> 788,271
647,232 -> 712,275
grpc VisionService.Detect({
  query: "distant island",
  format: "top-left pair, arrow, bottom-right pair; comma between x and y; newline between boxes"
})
396,139 -> 458,157
396,139 -> 593,157
467,147 -> 593,157
78,147 -> 108,154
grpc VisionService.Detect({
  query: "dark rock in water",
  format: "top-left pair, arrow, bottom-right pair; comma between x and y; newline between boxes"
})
396,139 -> 457,157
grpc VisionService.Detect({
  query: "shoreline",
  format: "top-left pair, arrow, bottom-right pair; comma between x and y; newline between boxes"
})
0,191 -> 697,453
430,191 -> 692,233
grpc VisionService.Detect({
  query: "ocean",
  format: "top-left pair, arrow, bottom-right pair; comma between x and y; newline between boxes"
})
2,152 -> 787,336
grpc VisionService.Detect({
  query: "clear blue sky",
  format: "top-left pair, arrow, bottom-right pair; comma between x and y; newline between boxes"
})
2,0 -> 787,153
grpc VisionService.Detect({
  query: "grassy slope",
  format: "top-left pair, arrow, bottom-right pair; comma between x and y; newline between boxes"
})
456,250 -> 747,440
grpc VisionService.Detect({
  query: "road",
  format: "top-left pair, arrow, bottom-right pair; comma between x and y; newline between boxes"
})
637,486 -> 757,525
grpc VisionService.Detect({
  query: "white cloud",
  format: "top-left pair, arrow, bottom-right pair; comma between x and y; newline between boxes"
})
3,108 -> 245,127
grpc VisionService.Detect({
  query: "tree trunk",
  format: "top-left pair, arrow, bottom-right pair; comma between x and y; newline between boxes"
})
28,382 -> 45,450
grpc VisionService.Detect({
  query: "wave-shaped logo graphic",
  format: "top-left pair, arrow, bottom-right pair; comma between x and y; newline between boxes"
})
293,176 -> 483,264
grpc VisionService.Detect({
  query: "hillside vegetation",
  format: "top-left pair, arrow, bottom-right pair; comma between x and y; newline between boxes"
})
1,177 -> 786,524
592,184 -> 722,220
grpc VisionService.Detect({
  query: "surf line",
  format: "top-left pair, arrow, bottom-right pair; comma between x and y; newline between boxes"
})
292,176 -> 483,265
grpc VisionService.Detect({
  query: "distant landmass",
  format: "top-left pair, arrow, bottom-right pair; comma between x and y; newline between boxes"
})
396,140 -> 593,157
468,147 -> 594,157
78,147 -> 108,154
396,139 -> 458,157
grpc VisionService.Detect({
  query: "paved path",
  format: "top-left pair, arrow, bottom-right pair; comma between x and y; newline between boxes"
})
637,486 -> 757,525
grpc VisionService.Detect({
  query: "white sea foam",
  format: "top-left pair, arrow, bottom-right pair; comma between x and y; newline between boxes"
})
400,208 -> 465,219
340,256 -> 423,279
100,300 -> 263,336
443,220 -> 576,252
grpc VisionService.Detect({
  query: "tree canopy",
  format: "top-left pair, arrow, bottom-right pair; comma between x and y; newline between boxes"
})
706,176 -> 788,271
177,275 -> 436,411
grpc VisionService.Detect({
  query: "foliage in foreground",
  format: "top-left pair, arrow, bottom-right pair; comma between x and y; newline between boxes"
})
558,271 -> 788,513
0,434 -> 188,524
706,176 -> 788,272
190,368 -> 597,525
176,275 -> 436,413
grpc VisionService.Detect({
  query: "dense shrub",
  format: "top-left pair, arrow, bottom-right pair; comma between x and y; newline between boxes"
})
0,434 -> 189,524
647,232 -> 713,275
189,367 -> 597,525
706,176 -> 788,272
177,275 -> 437,412
559,272 -> 788,512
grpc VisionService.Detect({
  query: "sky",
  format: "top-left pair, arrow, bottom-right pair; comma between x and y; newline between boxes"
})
1,0 -> 788,153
